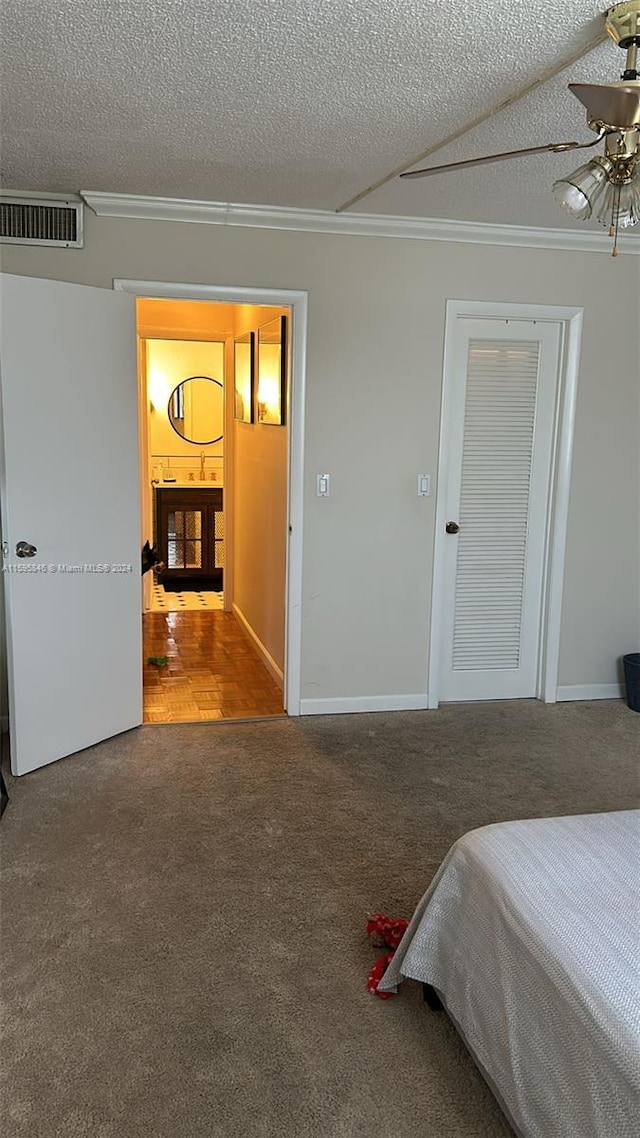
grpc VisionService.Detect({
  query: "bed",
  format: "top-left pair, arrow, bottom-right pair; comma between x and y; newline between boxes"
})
378,810 -> 640,1138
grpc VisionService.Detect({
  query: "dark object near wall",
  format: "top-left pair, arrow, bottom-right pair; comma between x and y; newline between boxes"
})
0,770 -> 8,818
141,540 -> 164,576
622,653 -> 640,712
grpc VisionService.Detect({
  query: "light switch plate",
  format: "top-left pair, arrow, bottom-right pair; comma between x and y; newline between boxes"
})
417,473 -> 431,497
316,473 -> 330,497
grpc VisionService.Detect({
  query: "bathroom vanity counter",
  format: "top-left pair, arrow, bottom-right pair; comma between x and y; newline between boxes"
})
154,485 -> 223,584
154,481 -> 223,489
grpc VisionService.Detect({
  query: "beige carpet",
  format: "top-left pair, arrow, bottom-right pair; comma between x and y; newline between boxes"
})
1,700 -> 638,1138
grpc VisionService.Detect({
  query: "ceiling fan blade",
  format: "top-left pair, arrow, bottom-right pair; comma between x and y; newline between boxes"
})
400,138 -> 599,180
569,83 -> 640,129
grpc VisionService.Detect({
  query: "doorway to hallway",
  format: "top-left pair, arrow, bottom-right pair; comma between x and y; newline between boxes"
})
136,293 -> 294,724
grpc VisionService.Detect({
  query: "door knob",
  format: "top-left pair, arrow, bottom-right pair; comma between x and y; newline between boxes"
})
16,540 -> 37,558
445,522 -> 460,535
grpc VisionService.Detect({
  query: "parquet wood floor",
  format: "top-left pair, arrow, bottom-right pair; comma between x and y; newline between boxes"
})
143,611 -> 285,723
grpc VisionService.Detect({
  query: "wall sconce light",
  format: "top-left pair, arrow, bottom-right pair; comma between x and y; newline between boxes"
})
256,373 -> 280,422
256,315 -> 287,426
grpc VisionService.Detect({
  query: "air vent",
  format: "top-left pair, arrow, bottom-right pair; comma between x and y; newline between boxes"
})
0,195 -> 84,247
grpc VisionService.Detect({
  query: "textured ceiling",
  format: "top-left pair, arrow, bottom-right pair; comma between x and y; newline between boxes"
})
0,0 -> 637,231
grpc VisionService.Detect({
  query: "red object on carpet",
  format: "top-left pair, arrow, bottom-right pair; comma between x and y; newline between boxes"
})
367,952 -> 395,998
366,912 -> 409,950
365,913 -> 409,998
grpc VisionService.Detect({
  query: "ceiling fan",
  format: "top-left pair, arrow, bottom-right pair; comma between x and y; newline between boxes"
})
402,1 -> 640,254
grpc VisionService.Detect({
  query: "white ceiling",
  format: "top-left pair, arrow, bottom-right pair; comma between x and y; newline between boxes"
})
0,0 -> 637,232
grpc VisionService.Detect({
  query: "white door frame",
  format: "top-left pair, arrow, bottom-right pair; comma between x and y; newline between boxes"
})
114,278 -> 308,717
428,299 -> 583,708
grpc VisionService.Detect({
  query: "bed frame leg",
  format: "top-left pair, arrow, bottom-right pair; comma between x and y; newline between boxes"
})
422,983 -> 443,1011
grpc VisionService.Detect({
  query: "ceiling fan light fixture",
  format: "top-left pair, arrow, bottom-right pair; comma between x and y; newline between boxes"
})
618,175 -> 640,223
594,173 -> 640,227
551,159 -> 611,218
395,1 -> 640,256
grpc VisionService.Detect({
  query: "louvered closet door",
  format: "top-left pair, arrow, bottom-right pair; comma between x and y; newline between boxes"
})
439,319 -> 561,701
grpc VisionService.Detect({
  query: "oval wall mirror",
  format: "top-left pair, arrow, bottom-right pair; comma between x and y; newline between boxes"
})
168,375 -> 224,445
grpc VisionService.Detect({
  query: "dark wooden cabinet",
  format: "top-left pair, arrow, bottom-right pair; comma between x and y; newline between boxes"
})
155,487 -> 223,587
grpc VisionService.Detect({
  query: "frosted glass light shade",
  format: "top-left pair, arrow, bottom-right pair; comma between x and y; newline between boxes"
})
618,179 -> 640,227
594,177 -> 640,229
552,161 -> 609,219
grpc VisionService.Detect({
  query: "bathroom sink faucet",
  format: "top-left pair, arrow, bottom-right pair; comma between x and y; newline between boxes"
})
200,451 -> 206,481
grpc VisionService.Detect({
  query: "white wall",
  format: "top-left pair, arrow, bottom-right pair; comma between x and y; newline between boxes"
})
229,306 -> 289,681
233,419 -> 287,679
1,211 -> 638,704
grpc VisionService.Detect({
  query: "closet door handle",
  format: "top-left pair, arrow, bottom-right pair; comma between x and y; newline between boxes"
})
16,540 -> 37,558
445,522 -> 460,535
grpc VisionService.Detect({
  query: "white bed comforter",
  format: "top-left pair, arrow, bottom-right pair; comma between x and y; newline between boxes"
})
378,810 -> 640,1138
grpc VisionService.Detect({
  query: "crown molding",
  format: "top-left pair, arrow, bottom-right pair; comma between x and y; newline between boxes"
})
80,191 -> 640,255
1,188 -> 83,203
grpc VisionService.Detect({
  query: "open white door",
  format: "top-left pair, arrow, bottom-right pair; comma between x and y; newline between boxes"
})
0,274 -> 142,775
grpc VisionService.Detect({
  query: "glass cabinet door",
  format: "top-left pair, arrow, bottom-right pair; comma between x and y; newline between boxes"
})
167,508 -> 203,570
213,507 -> 224,568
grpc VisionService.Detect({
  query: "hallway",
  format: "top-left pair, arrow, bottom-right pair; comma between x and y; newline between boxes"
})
143,610 -> 284,722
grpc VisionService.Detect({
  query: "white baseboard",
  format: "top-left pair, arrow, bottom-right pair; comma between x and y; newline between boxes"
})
556,683 -> 624,702
232,603 -> 284,690
299,693 -> 430,716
